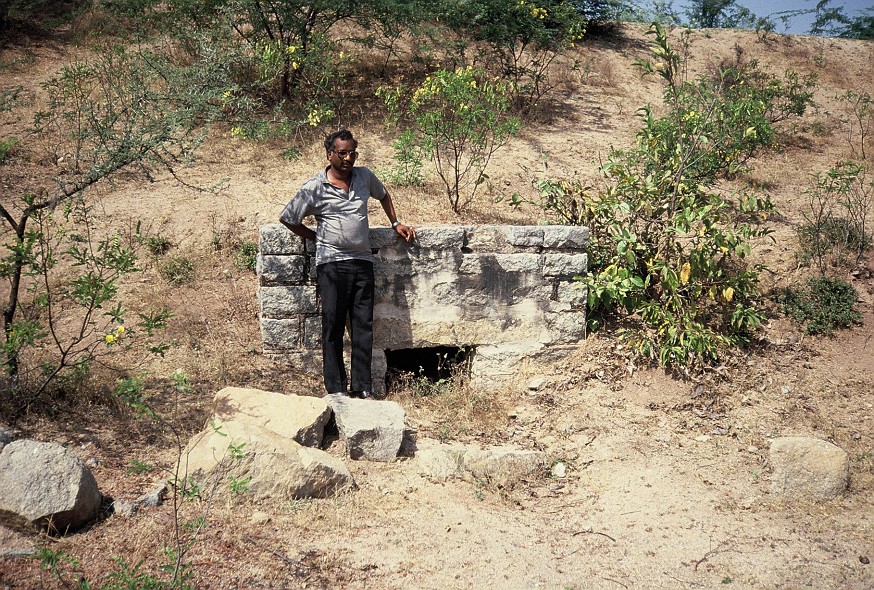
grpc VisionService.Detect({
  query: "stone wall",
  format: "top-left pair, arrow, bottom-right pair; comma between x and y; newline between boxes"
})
258,224 -> 589,394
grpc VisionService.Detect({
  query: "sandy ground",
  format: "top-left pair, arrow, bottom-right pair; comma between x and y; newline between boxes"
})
1,21 -> 873,590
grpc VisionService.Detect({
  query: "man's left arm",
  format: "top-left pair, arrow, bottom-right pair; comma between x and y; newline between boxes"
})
380,190 -> 416,242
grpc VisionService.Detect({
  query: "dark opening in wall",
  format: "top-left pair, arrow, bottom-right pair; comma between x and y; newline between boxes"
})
384,346 -> 475,391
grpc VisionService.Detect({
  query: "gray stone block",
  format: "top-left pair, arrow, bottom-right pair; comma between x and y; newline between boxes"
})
260,224 -> 305,255
557,281 -> 587,307
414,225 -> 468,249
261,318 -> 301,350
543,311 -> 586,343
259,286 -> 319,317
325,395 -> 405,461
543,226 -> 590,249
458,253 -> 541,274
0,440 -> 102,533
542,253 -> 588,277
259,255 -> 306,286
303,315 -> 322,349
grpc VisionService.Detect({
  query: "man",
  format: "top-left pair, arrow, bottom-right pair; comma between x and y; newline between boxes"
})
280,129 -> 415,398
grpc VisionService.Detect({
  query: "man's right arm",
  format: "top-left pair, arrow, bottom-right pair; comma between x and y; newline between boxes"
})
280,220 -> 316,242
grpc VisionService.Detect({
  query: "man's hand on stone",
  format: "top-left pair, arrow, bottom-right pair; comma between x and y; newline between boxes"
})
395,223 -> 416,242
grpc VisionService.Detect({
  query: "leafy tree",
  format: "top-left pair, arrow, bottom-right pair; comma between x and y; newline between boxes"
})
510,24 -> 815,370
438,0 -> 587,111
684,0 -> 758,29
840,8 -> 874,40
1,47 -> 201,400
380,67 -> 521,214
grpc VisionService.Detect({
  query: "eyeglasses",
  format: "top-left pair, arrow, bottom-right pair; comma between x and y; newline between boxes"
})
331,150 -> 358,159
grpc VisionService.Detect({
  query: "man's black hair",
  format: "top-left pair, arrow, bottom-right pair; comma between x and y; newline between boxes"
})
324,129 -> 357,152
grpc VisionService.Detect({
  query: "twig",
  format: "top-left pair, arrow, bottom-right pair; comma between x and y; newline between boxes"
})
693,539 -> 733,571
602,576 -> 629,588
663,571 -> 704,587
572,527 -> 617,543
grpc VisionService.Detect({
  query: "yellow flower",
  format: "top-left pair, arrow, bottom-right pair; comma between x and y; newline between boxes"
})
722,287 -> 734,302
292,61 -> 299,70
105,334 -> 116,344
223,90 -> 231,98
680,262 -> 691,285
287,45 -> 297,54
115,325 -> 125,335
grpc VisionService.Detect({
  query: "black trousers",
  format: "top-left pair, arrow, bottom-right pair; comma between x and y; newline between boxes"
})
316,259 -> 374,393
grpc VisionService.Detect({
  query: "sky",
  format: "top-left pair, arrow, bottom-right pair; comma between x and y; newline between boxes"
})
719,0 -> 872,34
736,0 -> 874,35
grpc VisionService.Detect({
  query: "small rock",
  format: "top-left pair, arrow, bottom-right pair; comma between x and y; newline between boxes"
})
527,377 -> 546,391
695,435 -> 711,442
112,499 -> 138,517
137,483 -> 168,507
747,445 -> 759,453
770,437 -> 849,501
86,458 -> 99,468
250,510 -> 271,525
780,386 -> 792,395
551,462 -> 567,478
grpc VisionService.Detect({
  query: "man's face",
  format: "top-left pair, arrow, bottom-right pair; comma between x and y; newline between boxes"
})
327,138 -> 357,174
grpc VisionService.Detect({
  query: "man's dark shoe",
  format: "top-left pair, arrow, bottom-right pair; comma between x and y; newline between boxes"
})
349,390 -> 371,399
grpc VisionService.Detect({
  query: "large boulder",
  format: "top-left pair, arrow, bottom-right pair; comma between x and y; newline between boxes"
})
180,420 -> 353,499
326,394 -> 405,461
212,387 -> 331,447
0,440 -> 102,533
769,436 -> 850,501
416,442 -> 546,487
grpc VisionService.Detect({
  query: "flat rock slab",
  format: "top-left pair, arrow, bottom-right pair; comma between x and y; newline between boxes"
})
325,395 -> 405,462
182,420 -> 353,499
213,387 -> 331,447
416,442 -> 546,487
770,436 -> 849,501
0,440 -> 101,533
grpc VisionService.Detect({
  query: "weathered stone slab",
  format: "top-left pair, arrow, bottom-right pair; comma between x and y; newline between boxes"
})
543,311 -> 587,343
459,253 -> 542,274
770,437 -> 849,501
542,253 -> 588,277
416,442 -> 546,487
259,286 -> 319,317
543,226 -> 590,249
325,394 -> 405,461
213,387 -> 331,447
0,440 -> 102,533
413,225 -> 467,249
260,224 -> 305,255
302,315 -> 322,349
557,281 -> 587,306
261,318 -> 301,350
258,254 -> 306,286
182,420 -> 352,499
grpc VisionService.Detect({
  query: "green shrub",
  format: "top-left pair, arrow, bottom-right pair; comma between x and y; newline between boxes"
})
509,24 -> 815,370
380,67 -> 521,214
382,129 -> 426,188
800,161 -> 873,271
142,234 -> 172,257
233,241 -> 258,273
0,137 -> 17,162
160,255 -> 195,285
778,276 -> 861,335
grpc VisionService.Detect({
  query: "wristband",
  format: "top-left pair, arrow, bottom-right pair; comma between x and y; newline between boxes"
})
391,220 -> 402,229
